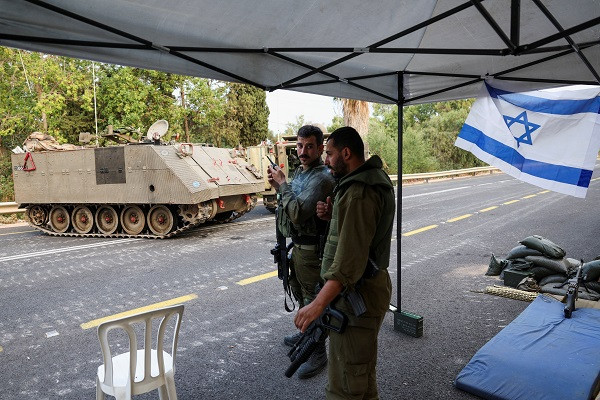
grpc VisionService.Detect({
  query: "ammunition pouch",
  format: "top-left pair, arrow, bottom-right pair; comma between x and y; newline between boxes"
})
276,205 -> 293,238
343,257 -> 380,317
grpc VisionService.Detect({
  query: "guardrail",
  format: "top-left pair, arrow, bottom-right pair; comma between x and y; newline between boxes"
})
391,166 -> 499,184
0,202 -> 25,215
0,167 -> 499,215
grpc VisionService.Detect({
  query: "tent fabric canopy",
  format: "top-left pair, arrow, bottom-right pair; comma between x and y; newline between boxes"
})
0,0 -> 599,104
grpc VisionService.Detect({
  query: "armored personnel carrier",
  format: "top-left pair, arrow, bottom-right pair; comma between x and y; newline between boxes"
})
245,135 -> 301,212
11,121 -> 264,238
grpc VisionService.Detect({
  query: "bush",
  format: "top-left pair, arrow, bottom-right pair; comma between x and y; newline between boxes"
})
367,121 -> 398,174
0,153 -> 14,202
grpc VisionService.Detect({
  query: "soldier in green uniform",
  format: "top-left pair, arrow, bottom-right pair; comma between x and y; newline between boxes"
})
295,126 -> 395,399
268,125 -> 335,379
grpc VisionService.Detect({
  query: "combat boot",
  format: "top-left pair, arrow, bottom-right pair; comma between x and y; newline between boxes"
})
297,341 -> 327,379
284,331 -> 303,347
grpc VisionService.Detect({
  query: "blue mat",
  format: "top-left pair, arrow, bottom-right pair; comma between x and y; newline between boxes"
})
455,295 -> 600,400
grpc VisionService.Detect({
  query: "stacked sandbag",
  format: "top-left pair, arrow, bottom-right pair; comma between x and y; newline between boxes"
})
485,235 -> 600,301
486,235 -> 569,280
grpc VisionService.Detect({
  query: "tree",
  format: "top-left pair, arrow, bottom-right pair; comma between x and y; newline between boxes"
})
341,98 -> 370,157
327,115 -> 344,133
283,115 -> 306,137
224,83 -> 269,146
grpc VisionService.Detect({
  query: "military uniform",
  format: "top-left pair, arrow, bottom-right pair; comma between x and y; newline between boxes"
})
278,159 -> 335,306
320,155 -> 395,399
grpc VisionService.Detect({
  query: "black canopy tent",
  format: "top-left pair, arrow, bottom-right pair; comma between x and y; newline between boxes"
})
2,0 -> 599,330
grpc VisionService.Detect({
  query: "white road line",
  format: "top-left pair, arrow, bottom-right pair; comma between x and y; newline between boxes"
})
402,186 -> 470,199
0,238 -> 142,262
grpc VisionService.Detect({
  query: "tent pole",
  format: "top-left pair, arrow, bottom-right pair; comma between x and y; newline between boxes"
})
397,71 -> 404,313
392,72 -> 423,337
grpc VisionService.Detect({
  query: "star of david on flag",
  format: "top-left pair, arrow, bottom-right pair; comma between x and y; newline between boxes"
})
503,111 -> 540,147
455,81 -> 600,198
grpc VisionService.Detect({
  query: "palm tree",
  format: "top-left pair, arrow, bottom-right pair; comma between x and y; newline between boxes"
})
341,98 -> 370,158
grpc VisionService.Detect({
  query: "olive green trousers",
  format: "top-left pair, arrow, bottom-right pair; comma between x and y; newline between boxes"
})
326,314 -> 385,400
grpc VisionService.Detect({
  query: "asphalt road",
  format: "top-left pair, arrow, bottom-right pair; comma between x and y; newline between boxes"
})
1,168 -> 600,399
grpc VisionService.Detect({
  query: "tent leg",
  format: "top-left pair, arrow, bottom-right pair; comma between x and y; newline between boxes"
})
392,71 -> 423,337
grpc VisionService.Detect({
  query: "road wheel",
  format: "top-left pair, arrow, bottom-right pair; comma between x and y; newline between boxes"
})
49,205 -> 70,233
28,205 -> 48,226
121,205 -> 145,235
72,206 -> 94,234
95,205 -> 119,235
147,205 -> 174,236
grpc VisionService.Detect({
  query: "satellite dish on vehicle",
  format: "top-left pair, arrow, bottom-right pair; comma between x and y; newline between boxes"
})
146,120 -> 169,141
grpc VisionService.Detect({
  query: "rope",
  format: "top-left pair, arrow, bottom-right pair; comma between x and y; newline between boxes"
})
484,285 -> 539,302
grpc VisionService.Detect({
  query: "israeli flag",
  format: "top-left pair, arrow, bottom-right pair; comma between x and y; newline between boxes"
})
455,81 -> 600,198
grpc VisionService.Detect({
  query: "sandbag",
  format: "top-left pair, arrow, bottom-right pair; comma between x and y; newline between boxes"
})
586,281 -> 600,293
486,254 -> 508,276
582,260 -> 600,282
505,258 -> 532,271
505,245 -> 543,260
540,282 -> 567,297
524,256 -> 568,274
499,259 -> 532,280
540,283 -> 600,301
538,274 -> 568,286
520,235 -> 565,259
528,266 -> 557,281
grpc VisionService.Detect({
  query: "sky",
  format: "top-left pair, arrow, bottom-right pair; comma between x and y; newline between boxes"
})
266,90 -> 341,134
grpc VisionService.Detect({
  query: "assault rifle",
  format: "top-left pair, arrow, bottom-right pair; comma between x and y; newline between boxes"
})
562,265 -> 585,318
268,156 -> 295,312
285,302 -> 347,378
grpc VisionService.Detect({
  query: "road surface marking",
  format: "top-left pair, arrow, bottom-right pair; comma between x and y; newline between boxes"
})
0,345 -> 3,352
402,186 -> 470,199
537,190 -> 550,194
479,206 -> 498,212
522,194 -> 537,199
402,224 -> 438,236
0,230 -> 36,237
0,238 -> 142,262
503,200 -> 520,205
80,294 -> 197,330
446,214 -> 472,223
237,270 -> 278,286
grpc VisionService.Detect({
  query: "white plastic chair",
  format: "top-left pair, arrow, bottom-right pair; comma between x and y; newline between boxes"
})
96,304 -> 184,400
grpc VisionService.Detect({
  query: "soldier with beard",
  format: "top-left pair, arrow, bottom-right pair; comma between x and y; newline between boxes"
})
295,126 -> 395,399
268,125 -> 335,379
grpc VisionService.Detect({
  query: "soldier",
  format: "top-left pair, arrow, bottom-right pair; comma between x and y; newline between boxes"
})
294,126 -> 395,399
267,124 -> 335,379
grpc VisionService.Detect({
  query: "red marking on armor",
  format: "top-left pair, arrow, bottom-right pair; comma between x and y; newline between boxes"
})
23,152 -> 36,171
217,199 -> 225,209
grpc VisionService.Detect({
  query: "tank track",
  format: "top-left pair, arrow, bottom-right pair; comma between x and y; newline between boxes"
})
27,202 -> 255,239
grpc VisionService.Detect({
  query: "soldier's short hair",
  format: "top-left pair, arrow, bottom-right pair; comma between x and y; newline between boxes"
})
328,127 -> 364,160
297,125 -> 324,145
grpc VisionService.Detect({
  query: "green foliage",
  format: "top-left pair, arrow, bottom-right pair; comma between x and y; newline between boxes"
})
283,115 -> 305,137
366,119 -> 398,174
224,83 -> 269,146
371,99 -> 482,173
327,115 -> 344,133
0,151 -> 14,202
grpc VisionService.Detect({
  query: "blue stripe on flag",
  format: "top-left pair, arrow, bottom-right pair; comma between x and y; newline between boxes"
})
458,124 -> 593,188
485,82 -> 600,115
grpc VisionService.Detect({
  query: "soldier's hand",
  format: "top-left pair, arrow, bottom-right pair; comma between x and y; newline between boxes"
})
267,165 -> 286,190
294,302 -> 323,333
316,196 -> 333,221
